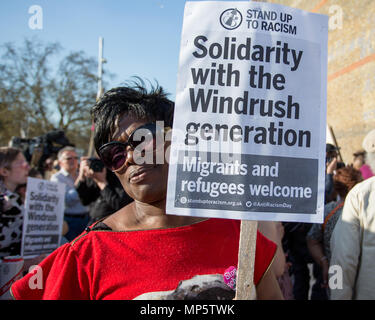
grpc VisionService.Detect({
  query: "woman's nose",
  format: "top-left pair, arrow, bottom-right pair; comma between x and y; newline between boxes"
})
124,146 -> 136,167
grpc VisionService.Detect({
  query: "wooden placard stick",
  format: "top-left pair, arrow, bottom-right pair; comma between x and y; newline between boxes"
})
233,0 -> 267,302
328,125 -> 343,163
235,220 -> 258,300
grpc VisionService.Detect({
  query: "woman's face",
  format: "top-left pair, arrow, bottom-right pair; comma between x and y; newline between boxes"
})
110,115 -> 169,204
4,152 -> 30,187
353,155 -> 364,170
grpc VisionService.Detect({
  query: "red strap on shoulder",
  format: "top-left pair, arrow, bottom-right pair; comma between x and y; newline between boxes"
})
322,202 -> 344,232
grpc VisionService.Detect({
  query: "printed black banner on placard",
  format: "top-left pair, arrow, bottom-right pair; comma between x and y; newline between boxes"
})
23,234 -> 60,256
175,151 -> 317,214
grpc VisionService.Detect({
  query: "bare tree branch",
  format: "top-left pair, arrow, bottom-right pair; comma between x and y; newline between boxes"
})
0,38 -> 110,151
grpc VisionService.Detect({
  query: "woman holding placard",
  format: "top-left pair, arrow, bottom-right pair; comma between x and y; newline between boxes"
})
11,79 -> 283,300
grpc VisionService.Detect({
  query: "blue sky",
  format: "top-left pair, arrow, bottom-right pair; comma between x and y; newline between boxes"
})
0,0 -> 238,100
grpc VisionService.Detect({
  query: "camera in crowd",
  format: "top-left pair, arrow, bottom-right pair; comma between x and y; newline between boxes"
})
9,130 -> 74,175
336,161 -> 345,169
89,158 -> 105,172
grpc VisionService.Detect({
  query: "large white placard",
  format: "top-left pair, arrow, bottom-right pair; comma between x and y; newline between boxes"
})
166,1 -> 328,223
21,178 -> 65,257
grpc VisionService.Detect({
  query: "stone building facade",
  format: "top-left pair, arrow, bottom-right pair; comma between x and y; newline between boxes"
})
268,0 -> 375,163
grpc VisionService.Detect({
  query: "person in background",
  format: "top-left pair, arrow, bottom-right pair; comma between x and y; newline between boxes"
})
302,143 -> 345,300
282,222 -> 314,300
325,143 -> 339,204
52,159 -> 60,173
14,167 -> 43,204
306,166 -> 362,296
11,79 -> 283,300
352,149 -> 374,180
330,129 -> 375,299
352,150 -> 365,171
0,147 -> 30,258
0,148 -> 50,300
43,155 -> 57,180
50,147 -> 89,241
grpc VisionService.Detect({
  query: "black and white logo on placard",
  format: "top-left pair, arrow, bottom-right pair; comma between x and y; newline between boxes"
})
38,181 -> 45,191
220,8 -> 242,30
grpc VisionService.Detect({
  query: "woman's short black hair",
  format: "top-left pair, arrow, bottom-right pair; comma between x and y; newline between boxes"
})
91,78 -> 174,154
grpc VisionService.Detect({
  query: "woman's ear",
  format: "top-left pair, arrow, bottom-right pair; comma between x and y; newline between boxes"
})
0,167 -> 10,179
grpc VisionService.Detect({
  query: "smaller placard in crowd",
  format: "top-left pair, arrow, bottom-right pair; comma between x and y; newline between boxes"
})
21,177 -> 65,257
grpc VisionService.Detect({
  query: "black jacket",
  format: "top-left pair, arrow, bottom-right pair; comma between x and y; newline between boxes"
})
76,171 -> 133,222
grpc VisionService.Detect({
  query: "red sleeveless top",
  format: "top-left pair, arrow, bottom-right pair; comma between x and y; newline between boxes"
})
12,218 -> 276,300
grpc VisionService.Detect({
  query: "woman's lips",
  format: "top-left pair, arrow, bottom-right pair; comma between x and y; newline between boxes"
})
128,166 -> 155,183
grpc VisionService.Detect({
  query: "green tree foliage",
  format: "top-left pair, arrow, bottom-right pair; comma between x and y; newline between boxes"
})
0,38 -> 111,153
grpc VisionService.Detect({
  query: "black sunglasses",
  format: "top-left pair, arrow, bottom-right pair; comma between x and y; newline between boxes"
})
98,123 -> 164,171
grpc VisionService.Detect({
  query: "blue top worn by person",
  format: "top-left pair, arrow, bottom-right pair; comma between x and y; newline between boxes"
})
50,147 -> 89,241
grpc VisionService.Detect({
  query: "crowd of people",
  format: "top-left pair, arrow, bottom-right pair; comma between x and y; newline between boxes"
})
1,78 -> 375,300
